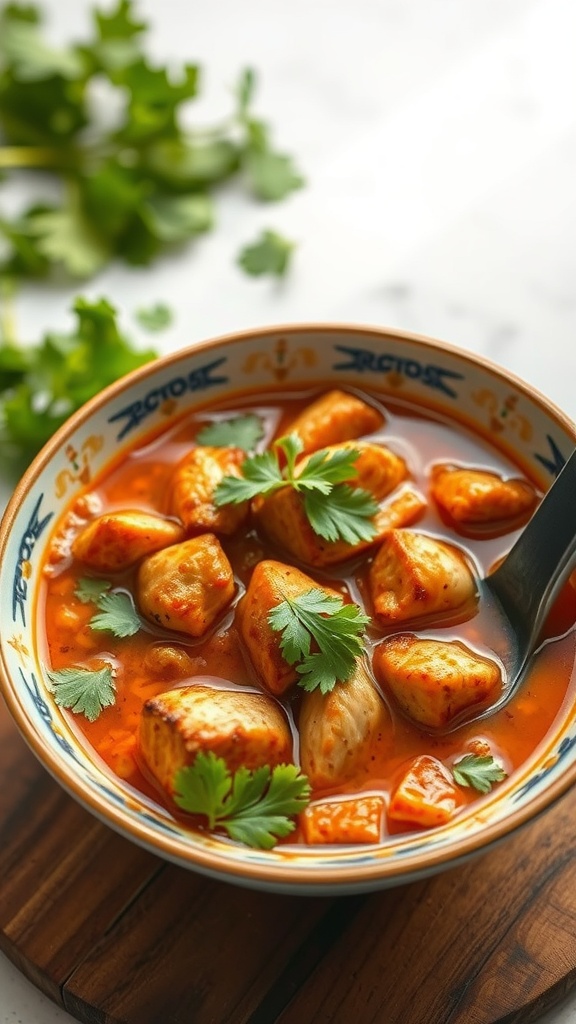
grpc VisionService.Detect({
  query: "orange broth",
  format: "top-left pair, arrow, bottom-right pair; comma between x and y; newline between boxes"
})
39,387 -> 576,842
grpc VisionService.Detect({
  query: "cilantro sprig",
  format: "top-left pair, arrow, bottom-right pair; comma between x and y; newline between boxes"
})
46,663 -> 116,722
452,754 -> 507,794
215,433 -> 379,544
0,2 -> 304,282
268,588 -> 370,693
174,752 -> 311,849
196,413 -> 264,453
76,577 -> 141,638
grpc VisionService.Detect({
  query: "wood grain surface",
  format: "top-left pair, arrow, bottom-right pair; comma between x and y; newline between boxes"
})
2,694 -> 576,1024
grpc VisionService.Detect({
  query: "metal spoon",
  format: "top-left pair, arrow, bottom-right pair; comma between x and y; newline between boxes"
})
469,445 -> 576,724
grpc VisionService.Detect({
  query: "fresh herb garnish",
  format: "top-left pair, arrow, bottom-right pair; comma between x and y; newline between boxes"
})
135,302 -> 173,333
196,413 -> 264,452
89,590 -> 141,637
74,578 -> 112,604
173,752 -> 311,849
0,3 -> 303,282
0,295 -> 156,470
452,754 -> 507,794
75,577 -> 141,637
237,229 -> 295,278
46,663 -> 116,722
268,588 -> 370,694
215,433 -> 379,544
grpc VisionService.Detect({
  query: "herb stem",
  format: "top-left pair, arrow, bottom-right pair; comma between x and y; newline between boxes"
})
0,145 -> 64,170
0,278 -> 18,346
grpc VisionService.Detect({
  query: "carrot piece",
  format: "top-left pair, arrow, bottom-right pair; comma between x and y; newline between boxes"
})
301,794 -> 385,844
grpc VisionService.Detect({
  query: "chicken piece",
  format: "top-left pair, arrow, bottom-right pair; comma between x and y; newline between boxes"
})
236,559 -> 340,695
169,445 -> 249,535
72,511 -> 185,572
301,794 -> 385,844
137,534 -> 235,638
286,390 -> 383,454
430,464 -> 537,527
299,660 -> 391,789
254,442 -> 422,568
369,529 -> 477,626
388,755 -> 460,828
139,683 -> 293,796
373,635 -> 502,729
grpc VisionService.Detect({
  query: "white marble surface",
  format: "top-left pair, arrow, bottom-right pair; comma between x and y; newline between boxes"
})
1,0 -> 576,1021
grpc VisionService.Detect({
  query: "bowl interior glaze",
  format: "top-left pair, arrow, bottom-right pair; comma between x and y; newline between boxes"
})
1,324 -> 576,895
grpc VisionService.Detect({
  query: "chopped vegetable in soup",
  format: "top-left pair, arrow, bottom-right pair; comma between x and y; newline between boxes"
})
40,387 -> 576,850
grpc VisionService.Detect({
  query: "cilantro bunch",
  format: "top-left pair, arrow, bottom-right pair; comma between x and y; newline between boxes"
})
0,1 -> 303,281
0,294 -> 157,470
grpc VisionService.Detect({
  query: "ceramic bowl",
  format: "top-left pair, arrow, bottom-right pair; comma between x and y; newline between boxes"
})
1,323 -> 575,896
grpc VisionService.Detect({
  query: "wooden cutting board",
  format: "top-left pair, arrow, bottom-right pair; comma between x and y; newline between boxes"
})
2,693 -> 576,1024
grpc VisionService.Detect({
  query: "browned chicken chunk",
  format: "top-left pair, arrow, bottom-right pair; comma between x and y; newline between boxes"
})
299,660 -> 391,789
285,389 -> 383,453
254,442 -> 423,567
369,529 -> 477,625
388,755 -> 460,827
169,445 -> 249,535
137,534 -> 235,637
236,559 -> 341,695
139,683 -> 293,796
430,464 -> 537,527
72,510 -> 185,572
373,635 -> 502,729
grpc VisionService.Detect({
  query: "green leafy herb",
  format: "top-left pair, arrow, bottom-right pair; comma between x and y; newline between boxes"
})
452,754 -> 507,794
46,663 -> 116,722
173,752 -> 311,849
134,301 -> 173,333
215,433 -> 379,544
237,229 -> 295,277
0,3 -> 304,282
74,577 -> 111,604
196,413 -> 265,452
0,295 -> 156,471
268,588 -> 370,694
89,590 -> 141,638
75,576 -> 141,637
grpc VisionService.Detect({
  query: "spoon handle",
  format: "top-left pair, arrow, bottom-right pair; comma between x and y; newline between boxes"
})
486,446 -> 576,655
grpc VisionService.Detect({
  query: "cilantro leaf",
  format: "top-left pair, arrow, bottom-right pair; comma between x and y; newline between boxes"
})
215,449 -> 284,504
244,151 -> 305,202
196,413 -> 264,452
46,663 -> 116,722
74,578 -> 112,604
89,590 -> 141,638
295,445 -> 362,492
26,203 -> 111,279
452,754 -> 507,794
215,433 -> 378,544
135,302 -> 173,333
173,752 -> 311,849
237,229 -> 295,277
268,588 -> 370,694
304,485 -> 379,544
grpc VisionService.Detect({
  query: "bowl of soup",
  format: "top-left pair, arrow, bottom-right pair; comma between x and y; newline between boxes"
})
1,323 -> 575,895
